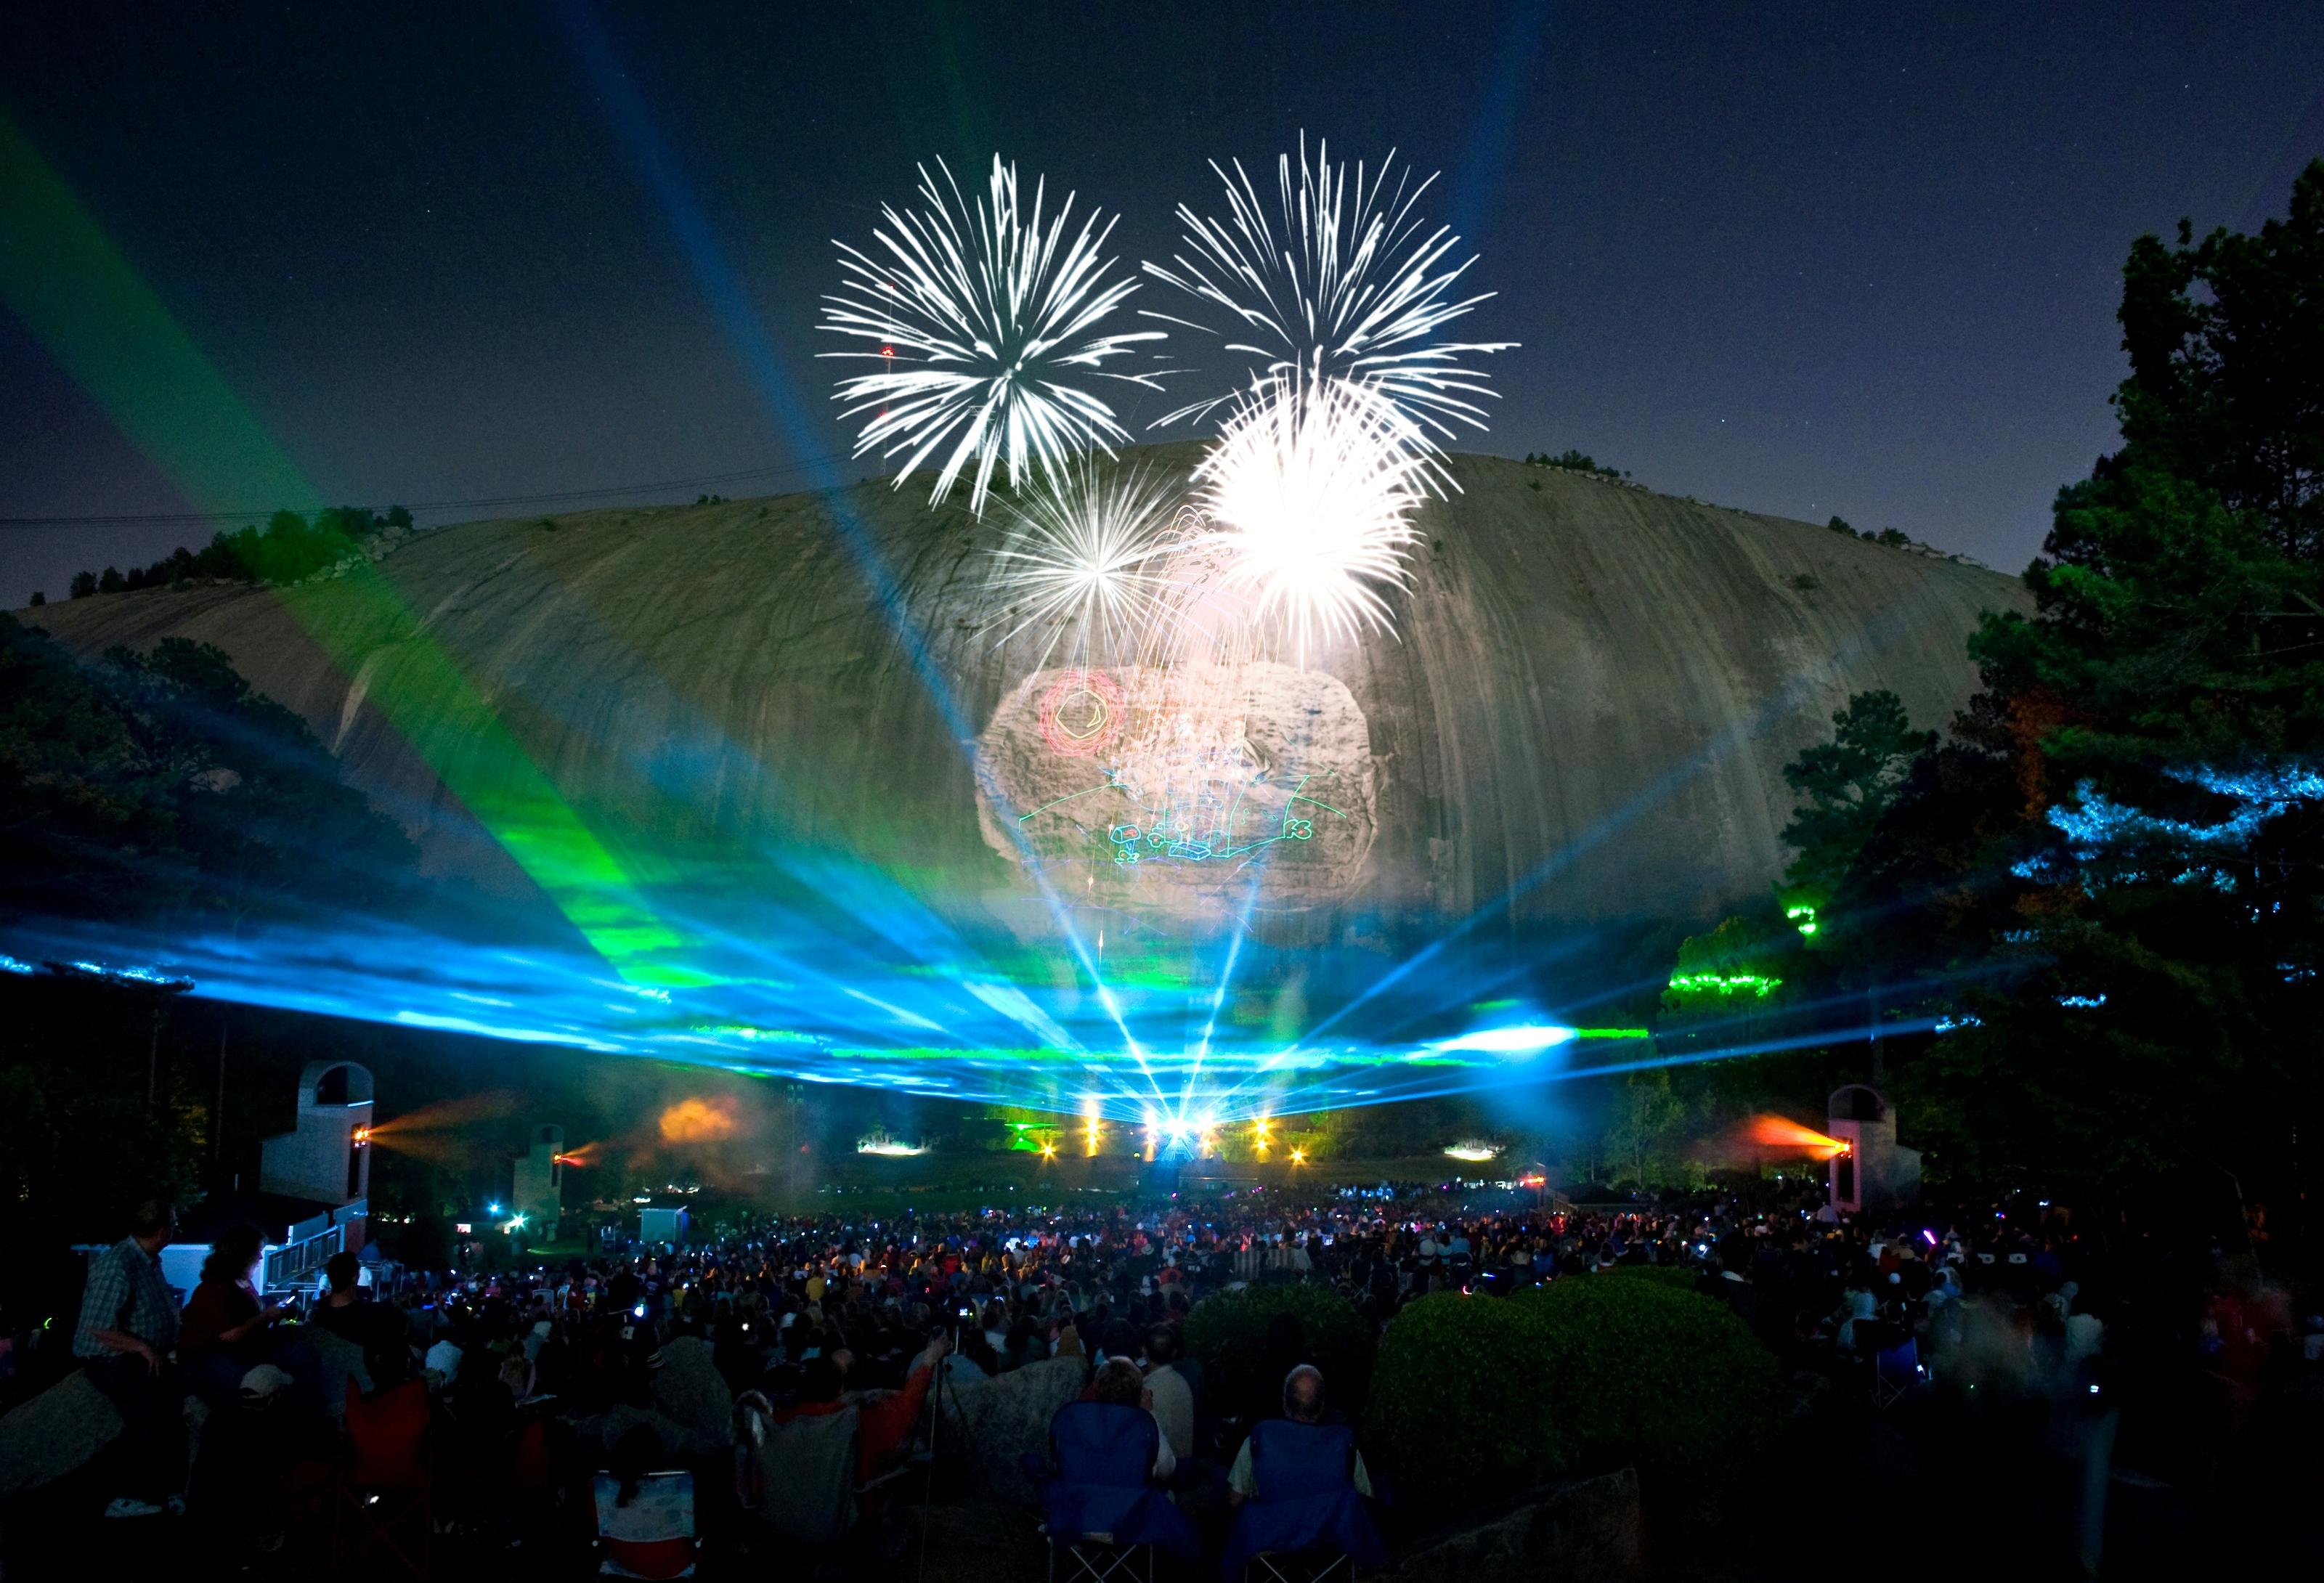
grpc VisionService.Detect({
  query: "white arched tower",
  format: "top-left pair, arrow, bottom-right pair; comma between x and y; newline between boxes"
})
511,1122 -> 565,1240
261,1059 -> 375,1206
1827,1083 -> 1922,1214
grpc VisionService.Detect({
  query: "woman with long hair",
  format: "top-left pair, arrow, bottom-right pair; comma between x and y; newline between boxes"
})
179,1225 -> 283,1409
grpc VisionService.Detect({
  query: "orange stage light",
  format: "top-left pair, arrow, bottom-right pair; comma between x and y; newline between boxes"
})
1742,1114 -> 1849,1159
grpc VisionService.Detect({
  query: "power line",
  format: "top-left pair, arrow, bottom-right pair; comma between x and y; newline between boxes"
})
0,452 -> 863,531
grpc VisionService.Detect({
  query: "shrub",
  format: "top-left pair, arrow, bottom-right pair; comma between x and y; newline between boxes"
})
1597,1263 -> 1702,1293
1515,1277 -> 1781,1484
1363,1293 -> 1568,1507
1182,1282 -> 1373,1423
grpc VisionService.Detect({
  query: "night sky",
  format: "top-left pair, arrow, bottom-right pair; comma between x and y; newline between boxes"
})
4,1 -> 2320,606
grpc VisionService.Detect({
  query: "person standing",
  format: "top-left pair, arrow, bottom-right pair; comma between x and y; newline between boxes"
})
70,1198 -> 187,1518
179,1225 -> 287,1409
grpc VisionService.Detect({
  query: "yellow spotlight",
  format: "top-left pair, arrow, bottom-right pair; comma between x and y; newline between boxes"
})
1041,1141 -> 1057,1159
1289,1147 -> 1306,1165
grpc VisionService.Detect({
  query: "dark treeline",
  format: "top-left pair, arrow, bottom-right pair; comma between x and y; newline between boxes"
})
1524,447 -> 1630,480
64,504 -> 414,599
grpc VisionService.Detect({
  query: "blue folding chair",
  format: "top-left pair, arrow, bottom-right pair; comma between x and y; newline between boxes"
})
1220,1420 -> 1388,1583
1873,1333 -> 1921,1409
1037,1401 -> 1200,1583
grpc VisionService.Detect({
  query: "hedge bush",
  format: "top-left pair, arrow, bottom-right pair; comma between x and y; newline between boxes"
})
1362,1293 -> 1570,1507
1182,1282 -> 1373,1421
1515,1277 -> 1782,1483
1598,1264 -> 1703,1292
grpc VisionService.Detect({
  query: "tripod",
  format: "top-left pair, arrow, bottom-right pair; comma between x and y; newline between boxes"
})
913,1327 -> 976,1582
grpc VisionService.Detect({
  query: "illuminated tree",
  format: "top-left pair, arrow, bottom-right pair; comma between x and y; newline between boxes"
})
1860,161 -> 2324,1204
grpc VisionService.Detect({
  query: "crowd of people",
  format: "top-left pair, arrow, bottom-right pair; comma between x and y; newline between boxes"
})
28,1176 -> 2315,1571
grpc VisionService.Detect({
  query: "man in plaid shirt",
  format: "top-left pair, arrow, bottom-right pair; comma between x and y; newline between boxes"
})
71,1199 -> 186,1518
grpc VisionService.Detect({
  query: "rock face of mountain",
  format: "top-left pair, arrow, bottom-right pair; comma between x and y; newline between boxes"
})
18,449 -> 2026,948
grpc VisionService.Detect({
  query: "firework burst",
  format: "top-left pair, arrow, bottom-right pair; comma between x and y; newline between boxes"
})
1185,376 -> 1426,667
822,156 -> 1169,514
981,461 -> 1188,670
1142,137 -> 1514,473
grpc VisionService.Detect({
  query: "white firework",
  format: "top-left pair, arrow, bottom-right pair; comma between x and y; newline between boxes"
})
1185,376 -> 1427,667
982,462 -> 1188,670
822,155 -> 1169,515
1143,136 -> 1514,478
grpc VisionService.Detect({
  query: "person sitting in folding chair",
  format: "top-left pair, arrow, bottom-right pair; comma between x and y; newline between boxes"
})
1040,1359 -> 1201,1581
729,1328 -> 949,1555
1219,1365 -> 1388,1583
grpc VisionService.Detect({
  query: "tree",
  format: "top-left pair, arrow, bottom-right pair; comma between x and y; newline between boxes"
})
70,570 -> 96,598
1779,691 -> 1934,906
1797,161 -> 2324,1210
0,614 -> 415,926
62,505 -> 404,598
1598,1069 -> 1689,1189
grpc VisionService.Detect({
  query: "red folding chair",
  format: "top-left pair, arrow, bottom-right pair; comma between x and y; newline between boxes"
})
334,1378 -> 434,1578
594,1469 -> 696,1578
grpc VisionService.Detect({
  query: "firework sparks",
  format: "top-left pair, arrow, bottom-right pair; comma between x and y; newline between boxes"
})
1185,376 -> 1426,666
822,155 -> 1170,514
981,462 -> 1189,668
1142,136 -> 1514,472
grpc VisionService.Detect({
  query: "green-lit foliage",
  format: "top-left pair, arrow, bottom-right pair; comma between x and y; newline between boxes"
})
1665,969 -> 1781,998
1515,1277 -> 1782,1485
1364,1293 -> 1569,1506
